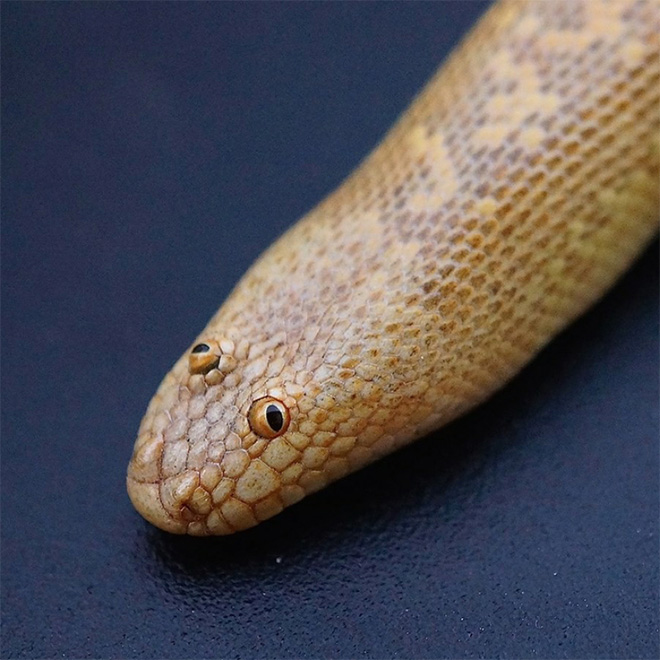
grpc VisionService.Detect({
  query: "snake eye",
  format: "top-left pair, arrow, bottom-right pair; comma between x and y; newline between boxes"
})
248,397 -> 290,439
188,340 -> 220,374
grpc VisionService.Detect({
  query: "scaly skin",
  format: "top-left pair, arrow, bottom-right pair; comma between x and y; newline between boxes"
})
127,0 -> 660,535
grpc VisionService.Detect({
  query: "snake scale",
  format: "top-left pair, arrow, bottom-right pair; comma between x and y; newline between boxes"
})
127,0 -> 659,535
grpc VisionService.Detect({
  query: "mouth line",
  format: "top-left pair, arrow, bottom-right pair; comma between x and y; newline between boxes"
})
126,475 -> 188,534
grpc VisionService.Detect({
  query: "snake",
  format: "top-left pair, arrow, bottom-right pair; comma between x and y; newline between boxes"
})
127,0 -> 659,535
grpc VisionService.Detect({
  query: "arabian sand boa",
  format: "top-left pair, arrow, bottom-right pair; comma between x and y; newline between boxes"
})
128,0 -> 659,535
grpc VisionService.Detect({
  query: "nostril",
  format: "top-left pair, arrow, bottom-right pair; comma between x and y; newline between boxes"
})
192,343 -> 210,354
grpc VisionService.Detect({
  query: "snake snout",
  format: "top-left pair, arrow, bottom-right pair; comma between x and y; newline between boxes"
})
126,476 -> 189,534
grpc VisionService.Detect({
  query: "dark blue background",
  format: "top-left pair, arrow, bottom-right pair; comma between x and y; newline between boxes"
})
2,3 -> 658,658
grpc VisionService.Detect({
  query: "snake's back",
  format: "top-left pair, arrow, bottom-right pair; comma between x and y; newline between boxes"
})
128,0 -> 660,535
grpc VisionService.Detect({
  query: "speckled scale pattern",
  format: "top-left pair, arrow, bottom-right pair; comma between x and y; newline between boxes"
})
127,0 -> 660,535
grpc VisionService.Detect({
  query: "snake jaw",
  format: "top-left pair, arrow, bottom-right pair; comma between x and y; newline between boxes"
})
126,476 -> 188,534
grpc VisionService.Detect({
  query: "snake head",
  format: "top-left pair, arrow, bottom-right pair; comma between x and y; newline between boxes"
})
127,329 -> 300,534
126,300 -> 438,535
126,314 -> 402,536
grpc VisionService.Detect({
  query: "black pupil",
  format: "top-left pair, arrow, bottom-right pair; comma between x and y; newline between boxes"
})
266,404 -> 283,432
192,343 -> 210,354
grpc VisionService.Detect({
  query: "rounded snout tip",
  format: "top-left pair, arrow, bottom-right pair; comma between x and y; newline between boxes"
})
126,477 -> 188,534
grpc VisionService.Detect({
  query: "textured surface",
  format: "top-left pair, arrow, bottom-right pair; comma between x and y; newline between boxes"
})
2,3 -> 658,658
127,0 -> 660,535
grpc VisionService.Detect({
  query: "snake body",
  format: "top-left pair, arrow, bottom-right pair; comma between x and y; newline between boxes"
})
128,0 -> 659,535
